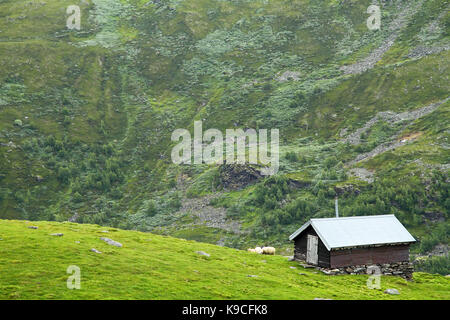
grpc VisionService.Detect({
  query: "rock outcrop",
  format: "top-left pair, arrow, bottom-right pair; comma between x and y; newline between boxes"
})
219,164 -> 262,190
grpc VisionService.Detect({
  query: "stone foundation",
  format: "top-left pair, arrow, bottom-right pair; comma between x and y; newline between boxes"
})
298,261 -> 414,280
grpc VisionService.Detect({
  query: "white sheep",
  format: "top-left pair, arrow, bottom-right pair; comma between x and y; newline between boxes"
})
255,247 -> 263,254
247,248 -> 256,253
262,247 -> 276,255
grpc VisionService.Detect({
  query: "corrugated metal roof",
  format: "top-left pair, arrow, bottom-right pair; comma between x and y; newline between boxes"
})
289,215 -> 416,250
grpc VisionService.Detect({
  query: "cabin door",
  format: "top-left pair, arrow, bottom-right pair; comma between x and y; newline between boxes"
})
306,235 -> 318,265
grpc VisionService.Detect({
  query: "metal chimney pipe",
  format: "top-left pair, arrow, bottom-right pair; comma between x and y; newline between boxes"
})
335,197 -> 339,218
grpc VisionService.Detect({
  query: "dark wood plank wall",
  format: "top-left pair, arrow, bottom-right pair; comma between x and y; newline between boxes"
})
294,225 -> 330,267
330,244 -> 410,268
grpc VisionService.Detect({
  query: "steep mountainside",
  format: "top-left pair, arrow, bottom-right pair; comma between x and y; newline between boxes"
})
0,0 -> 449,257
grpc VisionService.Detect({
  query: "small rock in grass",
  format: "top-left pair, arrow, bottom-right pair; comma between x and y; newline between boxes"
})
290,266 -> 297,269
75,241 -> 80,244
261,260 -> 267,263
100,237 -> 122,247
298,273 -> 307,276
28,226 -> 38,229
300,263 -> 315,268
91,248 -> 102,254
100,230 -> 109,233
384,288 -> 400,295
50,233 -> 63,237
196,251 -> 210,257
321,270 -> 334,275
247,275 -> 258,278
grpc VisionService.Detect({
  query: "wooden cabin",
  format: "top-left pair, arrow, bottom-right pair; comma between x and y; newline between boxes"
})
289,215 -> 416,268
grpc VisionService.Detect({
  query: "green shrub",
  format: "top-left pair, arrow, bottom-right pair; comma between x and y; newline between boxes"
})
415,256 -> 450,275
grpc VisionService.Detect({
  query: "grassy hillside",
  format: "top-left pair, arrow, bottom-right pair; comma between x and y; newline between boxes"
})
0,0 -> 448,265
0,219 -> 448,300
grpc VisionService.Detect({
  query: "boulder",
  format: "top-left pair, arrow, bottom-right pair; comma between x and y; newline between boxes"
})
384,288 -> 400,295
100,237 -> 122,247
218,164 -> 262,190
195,251 -> 210,257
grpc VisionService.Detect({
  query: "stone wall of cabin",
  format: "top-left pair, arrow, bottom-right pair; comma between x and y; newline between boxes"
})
318,261 -> 414,280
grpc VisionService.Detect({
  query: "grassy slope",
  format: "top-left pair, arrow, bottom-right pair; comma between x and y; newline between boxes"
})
0,219 -> 448,300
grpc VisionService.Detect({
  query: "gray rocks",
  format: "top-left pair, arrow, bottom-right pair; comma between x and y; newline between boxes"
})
276,71 -> 301,82
384,288 -> 400,295
340,0 -> 425,75
296,261 -> 414,280
196,251 -> 210,257
408,45 -> 450,59
176,191 -> 241,234
50,233 -> 63,237
344,98 -> 449,166
28,226 -> 38,229
247,275 -> 258,278
321,270 -> 333,275
348,168 -> 374,184
91,248 -> 102,254
100,237 -> 122,247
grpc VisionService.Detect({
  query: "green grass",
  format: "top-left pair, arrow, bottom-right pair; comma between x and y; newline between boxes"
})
0,219 -> 449,300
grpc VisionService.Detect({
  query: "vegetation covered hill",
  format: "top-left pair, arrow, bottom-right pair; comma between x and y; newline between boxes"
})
0,0 -> 448,267
0,219 -> 449,299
